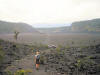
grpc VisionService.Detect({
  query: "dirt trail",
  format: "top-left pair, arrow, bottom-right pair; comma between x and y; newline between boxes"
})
44,33 -> 51,44
5,54 -> 48,75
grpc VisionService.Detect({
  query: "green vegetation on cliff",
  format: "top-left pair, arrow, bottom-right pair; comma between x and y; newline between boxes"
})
71,18 -> 100,33
38,18 -> 100,33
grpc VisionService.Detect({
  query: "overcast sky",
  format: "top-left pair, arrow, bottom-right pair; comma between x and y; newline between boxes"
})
0,0 -> 100,27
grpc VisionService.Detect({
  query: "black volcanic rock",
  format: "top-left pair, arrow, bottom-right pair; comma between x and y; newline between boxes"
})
43,44 -> 100,75
0,39 -> 32,72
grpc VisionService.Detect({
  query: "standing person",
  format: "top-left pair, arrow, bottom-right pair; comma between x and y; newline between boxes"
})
34,51 -> 40,70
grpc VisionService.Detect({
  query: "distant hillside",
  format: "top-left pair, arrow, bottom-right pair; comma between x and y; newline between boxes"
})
71,19 -> 100,33
0,20 -> 39,34
38,26 -> 71,33
38,18 -> 100,33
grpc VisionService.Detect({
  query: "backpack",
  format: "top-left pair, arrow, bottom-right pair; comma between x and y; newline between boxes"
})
36,54 -> 40,60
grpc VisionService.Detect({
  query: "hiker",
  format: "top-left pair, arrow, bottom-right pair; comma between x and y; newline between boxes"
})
34,51 -> 40,70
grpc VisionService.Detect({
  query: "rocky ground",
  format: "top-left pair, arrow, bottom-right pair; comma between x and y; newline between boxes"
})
44,44 -> 100,75
5,54 -> 49,75
0,39 -> 100,75
0,39 -> 32,75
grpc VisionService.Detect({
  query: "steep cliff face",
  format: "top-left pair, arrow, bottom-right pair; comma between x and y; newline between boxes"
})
38,18 -> 100,33
71,19 -> 100,33
0,39 -> 32,73
0,20 -> 39,34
